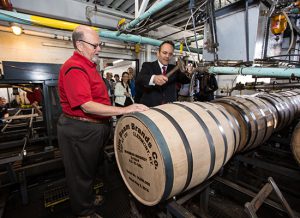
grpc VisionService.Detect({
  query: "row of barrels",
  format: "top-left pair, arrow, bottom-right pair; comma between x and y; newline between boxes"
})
114,90 -> 300,206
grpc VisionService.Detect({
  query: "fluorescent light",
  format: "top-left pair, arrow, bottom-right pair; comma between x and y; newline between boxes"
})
113,59 -> 124,65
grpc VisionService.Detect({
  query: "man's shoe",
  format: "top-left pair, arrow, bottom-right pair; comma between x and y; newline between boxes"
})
94,195 -> 104,206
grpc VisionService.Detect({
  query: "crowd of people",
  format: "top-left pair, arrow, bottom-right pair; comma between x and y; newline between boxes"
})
102,68 -> 136,108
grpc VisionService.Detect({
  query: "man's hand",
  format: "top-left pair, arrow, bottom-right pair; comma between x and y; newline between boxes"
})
153,75 -> 168,86
123,103 -> 149,114
186,64 -> 194,75
31,101 -> 43,116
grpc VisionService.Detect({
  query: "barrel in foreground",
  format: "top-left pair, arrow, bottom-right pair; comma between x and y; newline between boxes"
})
114,102 -> 240,206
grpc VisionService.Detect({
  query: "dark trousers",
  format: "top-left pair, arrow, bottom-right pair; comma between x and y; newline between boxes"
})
57,115 -> 111,216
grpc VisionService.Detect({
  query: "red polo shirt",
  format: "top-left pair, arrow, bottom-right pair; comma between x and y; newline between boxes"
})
59,51 -> 111,120
27,88 -> 42,104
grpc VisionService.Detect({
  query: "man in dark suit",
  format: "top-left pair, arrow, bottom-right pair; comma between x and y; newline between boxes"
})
136,41 -> 190,107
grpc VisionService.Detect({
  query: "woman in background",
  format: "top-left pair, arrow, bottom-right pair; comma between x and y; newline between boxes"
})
115,72 -> 134,118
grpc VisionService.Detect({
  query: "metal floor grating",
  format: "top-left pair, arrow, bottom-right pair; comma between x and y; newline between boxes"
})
44,185 -> 69,208
43,182 -> 104,209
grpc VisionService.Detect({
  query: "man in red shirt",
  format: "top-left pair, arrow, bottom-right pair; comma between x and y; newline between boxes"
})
58,25 -> 148,218
25,86 -> 43,115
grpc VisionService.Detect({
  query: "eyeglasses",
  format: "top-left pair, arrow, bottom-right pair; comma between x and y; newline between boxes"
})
79,40 -> 103,49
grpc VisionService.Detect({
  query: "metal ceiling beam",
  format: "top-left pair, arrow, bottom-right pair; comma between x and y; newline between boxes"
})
187,25 -> 204,32
128,4 -> 135,13
157,29 -> 183,40
105,0 -> 115,6
111,0 -> 127,9
120,0 -> 135,12
167,11 -> 191,25
85,5 -> 134,20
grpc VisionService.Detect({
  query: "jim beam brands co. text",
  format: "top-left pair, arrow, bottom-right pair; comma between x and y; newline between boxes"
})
117,122 -> 160,192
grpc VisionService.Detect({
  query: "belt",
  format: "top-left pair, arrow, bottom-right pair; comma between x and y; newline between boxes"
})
63,114 -> 110,124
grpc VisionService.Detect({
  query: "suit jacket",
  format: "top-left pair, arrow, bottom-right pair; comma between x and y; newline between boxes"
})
136,60 -> 190,107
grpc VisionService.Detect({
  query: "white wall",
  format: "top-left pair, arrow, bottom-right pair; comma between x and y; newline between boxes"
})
104,61 -> 136,77
0,31 -> 73,63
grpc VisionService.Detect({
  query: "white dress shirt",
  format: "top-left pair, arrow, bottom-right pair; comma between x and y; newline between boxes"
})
149,60 -> 168,86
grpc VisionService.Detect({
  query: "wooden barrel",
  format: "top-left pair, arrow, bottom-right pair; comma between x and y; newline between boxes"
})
269,92 -> 295,128
279,90 -> 300,117
214,96 -> 276,152
258,93 -> 291,131
291,121 -> 300,165
114,102 -> 240,206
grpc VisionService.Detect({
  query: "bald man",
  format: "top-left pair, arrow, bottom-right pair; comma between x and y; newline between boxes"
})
57,25 -> 148,218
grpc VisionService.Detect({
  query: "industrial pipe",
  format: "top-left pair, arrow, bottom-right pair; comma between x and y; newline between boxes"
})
0,9 -> 202,53
118,0 -> 174,33
208,66 -> 300,78
245,82 -> 300,90
175,35 -> 203,47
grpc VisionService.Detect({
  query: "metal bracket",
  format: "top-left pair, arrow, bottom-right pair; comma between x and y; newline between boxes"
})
245,177 -> 296,218
166,180 -> 213,218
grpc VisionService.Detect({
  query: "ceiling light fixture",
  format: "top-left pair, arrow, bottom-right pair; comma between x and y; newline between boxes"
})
11,23 -> 22,35
113,59 -> 124,65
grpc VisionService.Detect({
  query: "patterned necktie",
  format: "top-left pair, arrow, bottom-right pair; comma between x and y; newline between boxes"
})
162,66 -> 167,76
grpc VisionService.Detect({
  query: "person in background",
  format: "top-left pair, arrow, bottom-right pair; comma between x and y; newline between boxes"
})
24,86 -> 43,115
57,25 -> 148,218
26,86 -> 42,105
105,72 -> 113,82
114,72 -> 134,118
0,97 -> 6,107
136,40 -> 190,107
106,72 -> 115,101
128,67 -> 136,99
0,97 -> 8,121
100,70 -> 113,104
114,74 -> 120,83
194,73 -> 218,101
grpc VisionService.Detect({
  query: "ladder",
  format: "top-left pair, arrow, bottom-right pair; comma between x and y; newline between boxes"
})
245,177 -> 296,218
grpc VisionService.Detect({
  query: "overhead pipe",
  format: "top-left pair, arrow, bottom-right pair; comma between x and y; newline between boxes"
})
118,0 -> 174,34
137,1 -> 190,35
182,35 -> 203,44
0,9 -> 202,53
207,66 -> 300,78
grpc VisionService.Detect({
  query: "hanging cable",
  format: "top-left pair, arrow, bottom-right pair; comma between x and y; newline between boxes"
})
127,16 -> 151,32
190,0 -> 201,62
183,0 -> 207,64
282,11 -> 294,55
